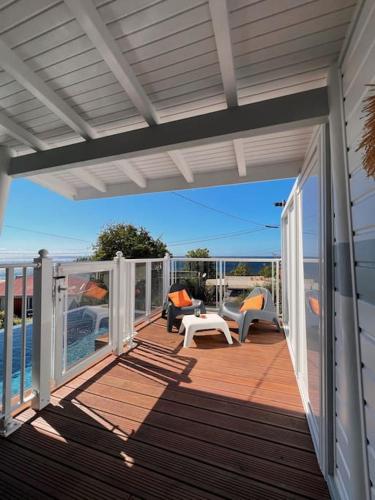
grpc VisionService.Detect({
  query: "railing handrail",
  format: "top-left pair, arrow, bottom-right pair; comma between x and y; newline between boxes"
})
0,262 -> 37,268
171,257 -> 281,262
124,257 -> 166,263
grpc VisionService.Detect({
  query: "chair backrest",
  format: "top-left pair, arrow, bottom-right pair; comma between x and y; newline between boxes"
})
168,282 -> 193,298
248,287 -> 275,311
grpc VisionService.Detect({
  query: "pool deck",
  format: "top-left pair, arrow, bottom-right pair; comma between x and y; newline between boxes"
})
0,317 -> 329,499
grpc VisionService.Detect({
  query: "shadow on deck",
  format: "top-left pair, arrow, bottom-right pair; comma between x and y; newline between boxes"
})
0,318 -> 329,499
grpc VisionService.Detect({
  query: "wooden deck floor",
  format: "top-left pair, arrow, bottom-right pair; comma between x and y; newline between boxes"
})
1,318 -> 329,499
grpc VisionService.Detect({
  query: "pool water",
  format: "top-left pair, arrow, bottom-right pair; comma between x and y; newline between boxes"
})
0,323 -> 33,400
0,318 -> 109,402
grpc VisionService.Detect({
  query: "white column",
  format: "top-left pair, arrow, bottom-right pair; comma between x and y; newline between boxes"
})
163,252 -> 171,298
114,251 -> 126,355
32,249 -> 53,410
0,146 -> 11,233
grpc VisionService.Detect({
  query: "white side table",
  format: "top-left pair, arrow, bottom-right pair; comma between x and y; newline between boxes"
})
179,313 -> 233,348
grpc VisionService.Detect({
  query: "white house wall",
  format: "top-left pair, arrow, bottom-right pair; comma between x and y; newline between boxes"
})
341,0 -> 375,497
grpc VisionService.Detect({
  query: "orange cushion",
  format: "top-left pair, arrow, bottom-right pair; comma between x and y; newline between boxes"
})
240,294 -> 264,312
309,296 -> 320,316
168,289 -> 192,308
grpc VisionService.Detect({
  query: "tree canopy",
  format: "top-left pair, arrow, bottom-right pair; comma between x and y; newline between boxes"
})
93,223 -> 168,260
186,248 -> 210,258
259,264 -> 272,278
229,262 -> 250,276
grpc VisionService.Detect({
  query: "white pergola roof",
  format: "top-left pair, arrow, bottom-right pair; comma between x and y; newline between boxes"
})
0,0 -> 357,199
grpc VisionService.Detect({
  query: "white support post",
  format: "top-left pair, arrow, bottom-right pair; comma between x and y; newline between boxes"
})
114,251 -> 126,355
0,147 -> 11,234
32,249 -> 53,411
163,253 -> 171,298
146,261 -> 151,317
276,260 -> 280,317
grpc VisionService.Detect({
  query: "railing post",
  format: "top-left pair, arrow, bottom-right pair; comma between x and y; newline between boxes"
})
163,253 -> 171,297
276,260 -> 280,316
114,251 -> 126,355
31,249 -> 53,411
146,260 -> 152,317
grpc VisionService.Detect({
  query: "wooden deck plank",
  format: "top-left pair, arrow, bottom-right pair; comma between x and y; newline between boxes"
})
0,317 -> 329,499
9,424 -> 221,500
60,376 -> 314,451
14,412 -> 309,500
71,371 -> 310,433
49,384 -> 321,475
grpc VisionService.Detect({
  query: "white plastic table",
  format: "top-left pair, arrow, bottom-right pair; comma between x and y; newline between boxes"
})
179,313 -> 233,348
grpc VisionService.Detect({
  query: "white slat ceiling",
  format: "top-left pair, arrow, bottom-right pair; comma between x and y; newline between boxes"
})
0,0 -> 357,197
31,125 -> 315,199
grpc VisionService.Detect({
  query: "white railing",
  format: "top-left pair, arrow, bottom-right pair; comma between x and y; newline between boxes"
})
170,257 -> 281,315
0,251 -> 281,436
0,260 -> 38,436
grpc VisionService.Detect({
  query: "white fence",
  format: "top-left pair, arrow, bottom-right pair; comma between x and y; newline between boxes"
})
171,257 -> 281,315
0,251 -> 280,436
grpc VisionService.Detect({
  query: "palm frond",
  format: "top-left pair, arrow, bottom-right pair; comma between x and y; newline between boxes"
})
357,84 -> 375,178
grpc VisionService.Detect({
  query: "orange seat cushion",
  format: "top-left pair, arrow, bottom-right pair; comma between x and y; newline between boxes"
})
240,294 -> 264,312
168,289 -> 193,308
309,296 -> 320,316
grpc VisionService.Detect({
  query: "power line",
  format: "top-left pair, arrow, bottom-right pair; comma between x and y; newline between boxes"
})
168,227 -> 267,245
4,224 -> 91,244
168,228 -> 268,247
171,191 -> 279,228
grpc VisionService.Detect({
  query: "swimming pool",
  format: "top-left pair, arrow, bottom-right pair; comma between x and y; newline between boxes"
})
0,323 -> 33,401
0,309 -> 109,402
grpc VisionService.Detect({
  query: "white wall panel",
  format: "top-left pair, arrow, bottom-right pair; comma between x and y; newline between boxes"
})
341,0 -> 375,494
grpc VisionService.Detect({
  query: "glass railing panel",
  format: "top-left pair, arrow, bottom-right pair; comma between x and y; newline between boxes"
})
134,263 -> 146,321
172,260 -> 219,309
223,260 -> 274,304
64,271 -> 110,370
151,261 -> 164,312
0,264 -> 35,415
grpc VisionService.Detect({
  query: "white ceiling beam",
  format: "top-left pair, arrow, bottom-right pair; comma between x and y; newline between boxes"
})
0,38 -> 96,140
209,0 -> 238,108
65,0 -> 159,126
73,168 -> 106,192
0,111 -> 47,151
233,139 -> 246,177
118,160 -> 146,188
167,150 -> 194,183
33,174 -> 77,199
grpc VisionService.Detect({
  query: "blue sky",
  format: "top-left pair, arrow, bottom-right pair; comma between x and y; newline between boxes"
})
1,177 -> 295,258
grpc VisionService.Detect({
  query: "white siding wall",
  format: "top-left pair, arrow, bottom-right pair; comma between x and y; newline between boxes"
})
341,0 -> 375,496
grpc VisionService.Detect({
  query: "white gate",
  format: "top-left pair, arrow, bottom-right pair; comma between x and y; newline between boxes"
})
53,260 -> 115,386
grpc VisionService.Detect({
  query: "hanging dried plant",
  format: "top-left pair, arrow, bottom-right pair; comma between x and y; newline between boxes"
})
357,84 -> 375,178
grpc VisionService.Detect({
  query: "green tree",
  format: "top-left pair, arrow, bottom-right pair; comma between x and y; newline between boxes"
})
186,248 -> 210,258
92,223 -> 168,260
183,248 -> 214,301
259,263 -> 272,278
230,263 -> 250,276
